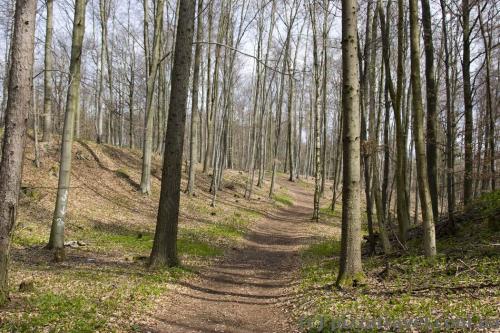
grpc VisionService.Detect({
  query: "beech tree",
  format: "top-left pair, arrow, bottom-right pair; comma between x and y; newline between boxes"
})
337,0 -> 363,286
42,0 -> 54,142
149,0 -> 195,268
0,0 -> 37,305
47,0 -> 87,261
409,0 -> 436,257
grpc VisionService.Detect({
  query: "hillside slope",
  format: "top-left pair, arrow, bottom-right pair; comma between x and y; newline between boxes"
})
0,138 -> 302,331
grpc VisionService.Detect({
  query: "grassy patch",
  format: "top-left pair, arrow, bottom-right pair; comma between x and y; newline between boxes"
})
302,239 -> 341,258
273,192 -> 293,206
177,237 -> 222,257
296,215 -> 500,332
319,206 -> 341,219
13,227 -> 47,247
115,168 -> 130,179
2,265 -> 190,332
4,292 -> 106,332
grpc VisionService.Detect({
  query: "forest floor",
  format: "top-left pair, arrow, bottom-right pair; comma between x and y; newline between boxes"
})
0,137 -> 498,332
0,137 -> 338,332
139,172 -> 337,333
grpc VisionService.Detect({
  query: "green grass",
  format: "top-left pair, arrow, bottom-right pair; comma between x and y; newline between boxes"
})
2,265 -> 191,333
302,239 -> 341,258
273,192 -> 294,206
319,206 -> 341,219
115,168 -> 130,179
13,227 -> 47,247
296,214 -> 500,332
3,292 -> 107,332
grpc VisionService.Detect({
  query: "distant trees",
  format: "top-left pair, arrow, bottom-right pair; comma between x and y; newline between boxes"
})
0,0 -> 496,283
0,0 -> 37,305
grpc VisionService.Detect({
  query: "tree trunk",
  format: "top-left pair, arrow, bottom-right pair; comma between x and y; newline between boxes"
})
0,0 -> 37,305
378,0 -> 410,244
477,3 -> 495,192
187,0 -> 203,195
47,0 -> 86,261
337,0 -> 363,287
421,0 -> 439,220
462,0 -> 473,203
310,4 -> 321,221
409,0 -> 436,257
140,0 -> 165,194
202,2 -> 213,173
440,0 -> 455,227
149,0 -> 195,268
360,0 -> 375,254
42,0 -> 54,142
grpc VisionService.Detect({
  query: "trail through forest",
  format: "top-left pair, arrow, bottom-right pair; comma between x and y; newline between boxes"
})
146,179 -> 321,333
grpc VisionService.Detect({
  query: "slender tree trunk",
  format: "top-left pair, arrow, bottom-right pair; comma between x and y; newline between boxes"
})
47,0 -> 87,261
310,4 -> 322,221
378,0 -> 410,243
149,0 -> 195,268
42,0 -> 54,142
128,47 -> 135,149
140,0 -> 165,194
33,91 -> 40,168
0,0 -> 37,305
440,0 -> 455,227
337,0 -> 363,287
421,0 -> 439,220
202,2 -> 213,173
286,57 -> 296,183
187,0 -> 204,195
409,0 -> 436,257
320,1 -> 328,194
477,3 -> 495,192
462,0 -> 473,203
245,6 -> 263,199
360,0 -> 375,254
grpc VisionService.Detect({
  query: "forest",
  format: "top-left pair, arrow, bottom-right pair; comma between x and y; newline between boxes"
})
0,0 -> 498,331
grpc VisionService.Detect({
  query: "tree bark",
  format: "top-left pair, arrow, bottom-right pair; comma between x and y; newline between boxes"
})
0,0 -> 37,305
409,0 -> 436,257
421,0 -> 439,220
42,0 -> 54,142
149,0 -> 195,268
187,0 -> 204,195
337,0 -> 363,287
440,0 -> 455,227
46,0 -> 87,261
140,0 -> 165,194
462,0 -> 473,203
310,3 -> 322,221
378,0 -> 410,243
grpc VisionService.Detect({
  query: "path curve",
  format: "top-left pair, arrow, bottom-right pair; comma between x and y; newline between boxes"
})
148,178 -> 317,333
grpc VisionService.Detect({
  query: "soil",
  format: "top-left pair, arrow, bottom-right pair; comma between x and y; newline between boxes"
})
143,178 -> 325,333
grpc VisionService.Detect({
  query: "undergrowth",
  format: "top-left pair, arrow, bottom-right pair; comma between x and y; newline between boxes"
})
297,191 -> 500,332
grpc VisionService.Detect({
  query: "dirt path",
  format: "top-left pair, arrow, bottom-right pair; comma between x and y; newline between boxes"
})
146,179 -> 319,333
